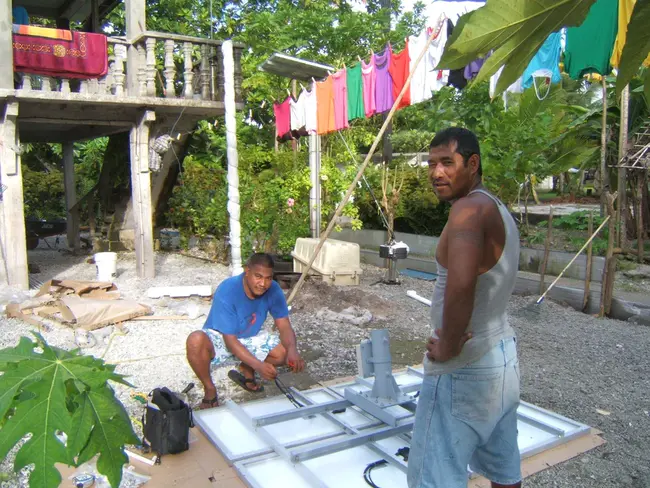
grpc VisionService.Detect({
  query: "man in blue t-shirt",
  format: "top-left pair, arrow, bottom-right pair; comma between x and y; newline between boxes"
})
186,253 -> 305,409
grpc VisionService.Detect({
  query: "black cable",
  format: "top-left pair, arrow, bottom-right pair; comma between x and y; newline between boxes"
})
363,460 -> 387,488
274,377 -> 303,409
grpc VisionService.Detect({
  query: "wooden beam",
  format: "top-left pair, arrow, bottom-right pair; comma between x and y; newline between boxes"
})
125,0 -> 146,96
129,110 -> 156,278
63,143 -> 81,253
0,0 -> 12,90
0,102 -> 29,289
599,78 -> 608,217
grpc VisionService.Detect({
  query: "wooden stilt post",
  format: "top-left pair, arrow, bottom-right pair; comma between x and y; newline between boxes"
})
0,102 -> 29,289
599,192 -> 618,318
539,206 -> 554,295
583,211 -> 594,312
63,143 -> 81,253
130,110 -> 156,278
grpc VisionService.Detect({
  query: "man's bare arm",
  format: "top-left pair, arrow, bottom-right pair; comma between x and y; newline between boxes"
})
438,199 -> 484,358
275,316 -> 297,351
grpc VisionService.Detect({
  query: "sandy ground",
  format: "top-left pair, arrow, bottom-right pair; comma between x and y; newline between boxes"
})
1,245 -> 649,487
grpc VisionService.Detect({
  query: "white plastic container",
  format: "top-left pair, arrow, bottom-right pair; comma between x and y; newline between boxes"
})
95,252 -> 117,282
291,238 -> 362,286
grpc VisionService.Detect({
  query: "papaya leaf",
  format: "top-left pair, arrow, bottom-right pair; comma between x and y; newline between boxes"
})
0,333 -> 138,488
438,0 -> 596,96
616,0 -> 650,97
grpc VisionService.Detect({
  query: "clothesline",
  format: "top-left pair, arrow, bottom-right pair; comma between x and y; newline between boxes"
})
274,0 -> 648,142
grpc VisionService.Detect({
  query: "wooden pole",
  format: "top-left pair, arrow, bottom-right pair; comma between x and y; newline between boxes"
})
539,206 -> 554,294
599,78 -> 608,218
583,210 -> 594,312
599,191 -> 618,318
638,174 -> 645,263
617,85 -> 629,249
286,27 -> 440,306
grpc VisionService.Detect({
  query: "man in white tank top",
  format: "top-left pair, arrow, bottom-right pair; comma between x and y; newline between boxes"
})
408,128 -> 522,488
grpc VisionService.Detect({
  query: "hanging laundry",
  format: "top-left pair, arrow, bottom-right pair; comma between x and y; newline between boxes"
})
445,19 -> 467,89
332,68 -> 349,130
489,66 -> 523,99
290,91 -> 308,137
316,76 -> 336,135
564,0 -> 619,80
522,31 -> 562,89
610,0 -> 650,68
389,41 -> 411,108
303,86 -> 318,135
409,30 -> 430,105
362,58 -> 377,118
347,63 -> 365,121
425,17 -> 450,96
374,45 -> 394,113
273,97 -> 292,141
464,56 -> 487,81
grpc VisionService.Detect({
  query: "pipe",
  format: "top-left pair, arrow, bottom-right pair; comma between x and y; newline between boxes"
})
223,40 -> 243,275
406,290 -> 431,307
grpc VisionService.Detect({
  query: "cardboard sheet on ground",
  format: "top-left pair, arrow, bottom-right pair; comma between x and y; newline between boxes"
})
55,424 -> 603,488
58,296 -> 152,330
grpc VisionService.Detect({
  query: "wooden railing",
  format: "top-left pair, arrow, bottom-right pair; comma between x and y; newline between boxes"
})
14,31 -> 243,103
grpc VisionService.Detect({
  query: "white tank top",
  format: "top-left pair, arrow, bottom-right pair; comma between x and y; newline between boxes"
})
423,189 -> 520,375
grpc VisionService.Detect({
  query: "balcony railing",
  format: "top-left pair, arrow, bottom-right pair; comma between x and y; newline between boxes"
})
13,31 -> 243,103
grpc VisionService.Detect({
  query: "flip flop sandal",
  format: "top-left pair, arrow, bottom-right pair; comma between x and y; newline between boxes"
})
199,396 -> 219,409
228,369 -> 264,393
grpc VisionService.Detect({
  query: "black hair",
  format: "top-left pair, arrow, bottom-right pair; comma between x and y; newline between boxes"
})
246,253 -> 275,269
429,127 -> 482,177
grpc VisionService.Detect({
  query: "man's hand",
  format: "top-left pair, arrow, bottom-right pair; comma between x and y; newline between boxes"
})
286,347 -> 305,373
256,362 -> 278,381
426,329 -> 472,363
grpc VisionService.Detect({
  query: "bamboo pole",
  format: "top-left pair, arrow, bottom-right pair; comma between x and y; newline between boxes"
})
599,191 -> 618,318
582,211 -> 594,312
638,174 -> 645,263
536,211 -> 613,305
617,85 -> 629,249
539,206 -> 554,295
286,28 -> 439,306
599,78 -> 608,218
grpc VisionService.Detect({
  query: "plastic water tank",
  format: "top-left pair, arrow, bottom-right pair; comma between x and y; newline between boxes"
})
291,238 -> 363,286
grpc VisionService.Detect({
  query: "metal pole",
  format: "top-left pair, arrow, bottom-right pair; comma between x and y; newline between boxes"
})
223,40 -> 243,275
308,133 -> 321,238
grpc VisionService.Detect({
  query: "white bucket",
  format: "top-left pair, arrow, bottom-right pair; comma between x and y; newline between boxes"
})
95,252 -> 117,282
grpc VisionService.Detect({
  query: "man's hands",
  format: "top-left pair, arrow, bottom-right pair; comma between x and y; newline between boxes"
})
426,328 -> 472,363
256,362 -> 278,381
286,347 -> 305,373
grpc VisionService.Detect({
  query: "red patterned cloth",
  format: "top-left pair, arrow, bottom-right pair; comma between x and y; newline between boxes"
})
13,30 -> 108,79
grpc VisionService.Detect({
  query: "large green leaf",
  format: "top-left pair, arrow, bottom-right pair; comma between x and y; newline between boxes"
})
0,334 -> 138,488
438,0 -> 596,95
616,0 -> 650,96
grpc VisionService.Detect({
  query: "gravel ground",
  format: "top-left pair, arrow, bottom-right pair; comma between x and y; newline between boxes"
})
1,246 -> 649,487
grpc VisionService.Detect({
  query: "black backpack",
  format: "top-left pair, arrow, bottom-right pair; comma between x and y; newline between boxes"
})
142,387 -> 194,463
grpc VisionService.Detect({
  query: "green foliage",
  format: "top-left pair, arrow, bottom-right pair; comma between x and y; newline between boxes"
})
542,211 -> 607,232
167,121 -> 363,256
0,334 -> 138,488
437,0 -> 650,98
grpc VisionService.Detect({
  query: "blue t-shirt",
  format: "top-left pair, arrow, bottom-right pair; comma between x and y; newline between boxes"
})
203,274 -> 289,338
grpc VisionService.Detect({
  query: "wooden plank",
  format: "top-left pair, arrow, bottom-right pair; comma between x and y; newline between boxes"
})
539,206 -> 554,294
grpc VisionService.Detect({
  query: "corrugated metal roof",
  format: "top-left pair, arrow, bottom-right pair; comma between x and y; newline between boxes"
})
259,53 -> 335,81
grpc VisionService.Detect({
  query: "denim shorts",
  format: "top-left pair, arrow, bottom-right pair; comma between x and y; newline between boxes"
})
203,328 -> 281,367
407,337 -> 521,488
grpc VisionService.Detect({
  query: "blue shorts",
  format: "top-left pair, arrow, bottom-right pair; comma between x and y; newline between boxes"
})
203,328 -> 281,367
408,337 -> 521,488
